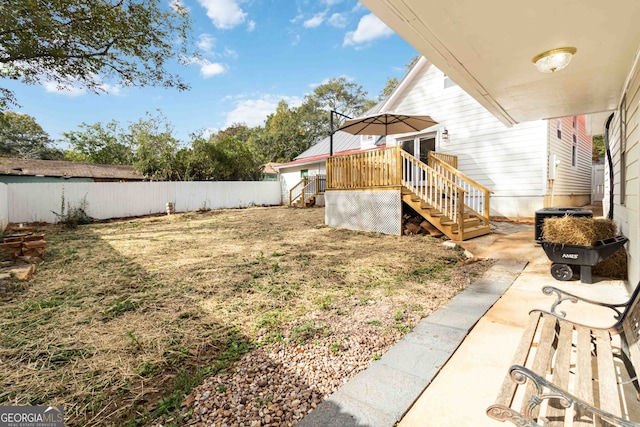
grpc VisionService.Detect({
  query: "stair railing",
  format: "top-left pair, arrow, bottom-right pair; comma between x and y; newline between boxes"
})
289,175 -> 326,206
401,149 -> 465,231
428,151 -> 491,227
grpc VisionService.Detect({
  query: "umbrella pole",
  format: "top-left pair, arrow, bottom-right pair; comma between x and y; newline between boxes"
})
330,110 -> 334,157
329,110 -> 352,157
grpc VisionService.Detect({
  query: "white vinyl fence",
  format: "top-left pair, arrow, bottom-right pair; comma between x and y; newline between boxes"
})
0,183 -> 8,230
5,181 -> 282,224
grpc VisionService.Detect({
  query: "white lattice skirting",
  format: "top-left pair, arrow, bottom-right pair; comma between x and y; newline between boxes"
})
325,189 -> 402,235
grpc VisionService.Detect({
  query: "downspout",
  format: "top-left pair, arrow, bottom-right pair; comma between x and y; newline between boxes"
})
604,113 -> 615,220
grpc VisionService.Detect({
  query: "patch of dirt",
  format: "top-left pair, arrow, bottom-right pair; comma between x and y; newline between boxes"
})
0,206 -> 494,426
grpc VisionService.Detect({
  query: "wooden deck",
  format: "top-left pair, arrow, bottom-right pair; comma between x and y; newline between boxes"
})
326,146 -> 491,241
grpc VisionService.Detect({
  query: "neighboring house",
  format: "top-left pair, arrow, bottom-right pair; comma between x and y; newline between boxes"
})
0,158 -> 144,183
361,0 -> 639,286
275,131 -> 385,205
261,162 -> 281,182
278,57 -> 593,239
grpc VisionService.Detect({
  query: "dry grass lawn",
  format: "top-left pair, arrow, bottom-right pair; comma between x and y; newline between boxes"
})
0,206 -> 493,426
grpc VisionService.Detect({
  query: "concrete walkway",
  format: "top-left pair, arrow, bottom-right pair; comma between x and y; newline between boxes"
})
300,210 -> 631,427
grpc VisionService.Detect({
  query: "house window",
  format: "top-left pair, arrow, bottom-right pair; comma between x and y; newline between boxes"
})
572,116 -> 577,129
557,121 -> 562,139
300,169 -> 308,178
444,75 -> 457,89
572,134 -> 577,143
571,144 -> 578,168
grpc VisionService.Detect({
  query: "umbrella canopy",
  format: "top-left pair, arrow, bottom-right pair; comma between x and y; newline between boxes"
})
337,112 -> 438,136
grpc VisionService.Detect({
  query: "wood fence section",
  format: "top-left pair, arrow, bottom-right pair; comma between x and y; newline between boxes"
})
6,181 -> 282,223
326,147 -> 402,189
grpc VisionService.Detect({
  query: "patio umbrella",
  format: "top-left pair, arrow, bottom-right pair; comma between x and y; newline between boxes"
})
337,112 -> 438,136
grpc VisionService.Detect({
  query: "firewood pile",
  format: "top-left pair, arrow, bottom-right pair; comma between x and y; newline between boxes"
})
0,228 -> 45,295
402,214 -> 444,237
0,232 -> 47,261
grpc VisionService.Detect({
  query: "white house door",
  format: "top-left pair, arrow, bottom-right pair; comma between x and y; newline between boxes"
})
401,136 -> 436,184
401,136 -> 436,163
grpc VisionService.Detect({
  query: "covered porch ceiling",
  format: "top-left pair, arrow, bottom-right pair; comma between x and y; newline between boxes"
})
361,0 -> 640,128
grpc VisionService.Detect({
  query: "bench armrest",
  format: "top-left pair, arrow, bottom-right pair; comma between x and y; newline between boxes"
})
487,365 -> 638,427
532,286 -> 631,329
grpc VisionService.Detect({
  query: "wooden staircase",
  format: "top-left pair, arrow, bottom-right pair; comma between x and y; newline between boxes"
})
400,150 -> 491,241
325,146 -> 492,241
289,175 -> 326,208
401,188 -> 489,241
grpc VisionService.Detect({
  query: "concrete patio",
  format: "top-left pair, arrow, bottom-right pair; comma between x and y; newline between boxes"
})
300,206 -> 633,427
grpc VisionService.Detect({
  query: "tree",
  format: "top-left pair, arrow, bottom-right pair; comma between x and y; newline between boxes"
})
188,131 -> 262,181
378,77 -> 399,101
0,0 -> 193,109
0,111 -> 63,159
62,120 -> 133,164
128,112 -> 180,180
256,101 -> 308,163
593,134 -> 605,162
309,77 -> 370,119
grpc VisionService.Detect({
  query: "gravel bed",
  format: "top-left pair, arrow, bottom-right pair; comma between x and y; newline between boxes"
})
186,303 -> 411,427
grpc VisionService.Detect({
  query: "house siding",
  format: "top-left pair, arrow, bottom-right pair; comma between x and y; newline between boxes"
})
605,63 -> 640,287
0,176 -> 94,184
545,116 -> 593,206
279,163 -> 325,204
385,60 -> 550,218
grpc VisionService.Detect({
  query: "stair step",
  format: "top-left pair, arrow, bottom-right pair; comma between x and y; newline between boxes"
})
453,225 -> 491,240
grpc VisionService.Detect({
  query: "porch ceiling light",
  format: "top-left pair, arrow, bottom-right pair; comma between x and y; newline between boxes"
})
532,47 -> 577,73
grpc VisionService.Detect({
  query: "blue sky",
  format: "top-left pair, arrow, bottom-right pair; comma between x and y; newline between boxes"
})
4,0 -> 418,146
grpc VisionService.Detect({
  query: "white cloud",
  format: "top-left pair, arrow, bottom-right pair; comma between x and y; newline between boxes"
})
197,33 -> 216,54
224,95 -> 304,128
97,82 -> 123,96
247,20 -> 256,32
323,0 -> 343,4
224,47 -> 238,59
328,13 -> 347,28
42,76 -> 123,97
343,13 -> 394,47
197,0 -> 247,29
199,61 -> 227,77
43,81 -> 86,97
186,57 -> 227,77
303,12 -> 326,28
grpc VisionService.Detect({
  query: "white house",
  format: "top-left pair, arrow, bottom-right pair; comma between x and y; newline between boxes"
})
278,57 -> 593,222
360,0 -> 640,287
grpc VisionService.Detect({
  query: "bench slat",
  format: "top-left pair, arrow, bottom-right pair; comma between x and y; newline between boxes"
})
520,314 -> 558,419
594,328 -> 622,417
546,319 -> 574,425
494,312 -> 543,407
574,325 -> 596,426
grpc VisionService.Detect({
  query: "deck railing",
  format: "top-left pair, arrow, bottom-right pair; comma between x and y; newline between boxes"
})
326,146 -> 491,229
326,147 -> 401,189
428,151 -> 458,169
289,175 -> 326,206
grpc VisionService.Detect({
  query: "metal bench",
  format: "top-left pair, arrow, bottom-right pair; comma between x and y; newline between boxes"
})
487,282 -> 640,426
